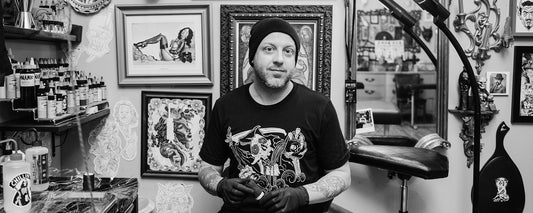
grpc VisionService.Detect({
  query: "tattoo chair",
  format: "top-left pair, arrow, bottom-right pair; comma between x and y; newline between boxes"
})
347,134 -> 450,213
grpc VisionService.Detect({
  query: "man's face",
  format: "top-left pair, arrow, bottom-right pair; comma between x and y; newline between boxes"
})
520,4 -> 533,30
252,32 -> 296,89
495,78 -> 502,85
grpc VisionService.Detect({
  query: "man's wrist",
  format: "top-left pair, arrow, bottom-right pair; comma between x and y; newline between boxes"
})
216,178 -> 227,198
297,186 -> 310,205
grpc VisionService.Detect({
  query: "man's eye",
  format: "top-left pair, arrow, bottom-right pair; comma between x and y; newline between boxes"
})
284,48 -> 295,56
263,46 -> 274,53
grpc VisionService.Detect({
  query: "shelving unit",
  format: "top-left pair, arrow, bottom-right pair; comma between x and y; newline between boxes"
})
0,25 -> 107,157
3,25 -> 82,43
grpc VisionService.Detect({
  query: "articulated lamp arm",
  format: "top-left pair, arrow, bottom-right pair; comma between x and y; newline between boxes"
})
411,0 -> 481,213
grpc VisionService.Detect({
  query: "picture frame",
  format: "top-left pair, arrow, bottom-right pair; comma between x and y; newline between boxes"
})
220,5 -> 332,97
487,71 -> 510,96
511,46 -> 533,123
115,4 -> 212,86
510,0 -> 533,36
141,91 -> 211,178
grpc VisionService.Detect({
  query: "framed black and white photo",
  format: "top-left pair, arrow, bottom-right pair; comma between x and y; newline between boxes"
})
220,5 -> 332,97
511,0 -> 533,36
511,46 -> 533,123
141,91 -> 211,178
115,4 -> 212,86
487,71 -> 510,96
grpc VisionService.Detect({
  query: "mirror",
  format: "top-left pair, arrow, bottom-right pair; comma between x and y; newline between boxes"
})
347,0 -> 448,140
65,0 -> 111,15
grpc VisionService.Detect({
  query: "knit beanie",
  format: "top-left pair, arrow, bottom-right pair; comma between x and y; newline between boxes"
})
248,17 -> 300,67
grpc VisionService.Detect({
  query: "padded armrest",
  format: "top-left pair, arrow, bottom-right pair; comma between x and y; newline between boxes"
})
365,135 -> 417,147
349,145 -> 449,179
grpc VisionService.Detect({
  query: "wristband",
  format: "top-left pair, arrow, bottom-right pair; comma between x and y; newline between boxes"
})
255,191 -> 265,200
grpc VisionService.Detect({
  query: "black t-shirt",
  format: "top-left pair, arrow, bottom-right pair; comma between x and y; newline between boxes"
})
200,83 -> 349,212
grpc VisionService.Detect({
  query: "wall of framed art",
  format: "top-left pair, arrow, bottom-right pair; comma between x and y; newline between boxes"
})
4,0 -> 533,213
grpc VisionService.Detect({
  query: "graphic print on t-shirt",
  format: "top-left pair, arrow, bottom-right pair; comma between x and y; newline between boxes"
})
226,125 -> 308,191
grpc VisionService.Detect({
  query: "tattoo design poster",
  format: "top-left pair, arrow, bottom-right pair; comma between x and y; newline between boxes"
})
156,182 -> 194,213
112,100 -> 139,161
88,119 -> 121,177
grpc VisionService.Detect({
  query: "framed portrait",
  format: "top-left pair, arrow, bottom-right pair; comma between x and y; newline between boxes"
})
487,71 -> 510,96
511,0 -> 533,36
115,4 -> 212,86
220,5 -> 332,97
511,46 -> 533,123
141,91 -> 211,178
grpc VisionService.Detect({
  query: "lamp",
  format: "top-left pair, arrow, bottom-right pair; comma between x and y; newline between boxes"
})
411,0 -> 482,213
378,0 -> 437,66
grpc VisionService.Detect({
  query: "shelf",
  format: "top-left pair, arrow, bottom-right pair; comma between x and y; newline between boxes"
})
3,25 -> 81,43
448,109 -> 499,116
0,108 -> 109,133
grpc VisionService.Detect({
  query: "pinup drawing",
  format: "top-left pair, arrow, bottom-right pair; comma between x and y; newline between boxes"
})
132,24 -> 195,63
238,23 -> 315,89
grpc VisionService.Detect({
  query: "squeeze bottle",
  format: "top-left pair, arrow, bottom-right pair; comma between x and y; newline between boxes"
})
2,153 -> 32,213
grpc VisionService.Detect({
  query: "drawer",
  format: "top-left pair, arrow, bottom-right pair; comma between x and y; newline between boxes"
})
357,86 -> 386,100
358,73 -> 386,86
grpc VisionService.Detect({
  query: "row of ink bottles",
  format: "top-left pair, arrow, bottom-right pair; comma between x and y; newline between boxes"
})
36,71 -> 108,119
1,55 -> 107,119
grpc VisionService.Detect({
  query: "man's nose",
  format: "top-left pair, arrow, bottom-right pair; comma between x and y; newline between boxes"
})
273,50 -> 284,64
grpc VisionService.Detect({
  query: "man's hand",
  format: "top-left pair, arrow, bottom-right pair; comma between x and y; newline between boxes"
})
259,186 -> 309,213
217,178 -> 255,205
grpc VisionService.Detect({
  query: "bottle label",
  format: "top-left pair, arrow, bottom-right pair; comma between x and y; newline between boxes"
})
8,173 -> 32,207
31,154 -> 49,184
19,73 -> 35,87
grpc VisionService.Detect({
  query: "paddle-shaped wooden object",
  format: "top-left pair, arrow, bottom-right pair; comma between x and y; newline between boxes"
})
476,122 -> 524,213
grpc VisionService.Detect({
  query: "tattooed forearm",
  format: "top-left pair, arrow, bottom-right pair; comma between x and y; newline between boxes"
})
306,175 -> 347,199
303,162 -> 351,204
198,164 -> 223,196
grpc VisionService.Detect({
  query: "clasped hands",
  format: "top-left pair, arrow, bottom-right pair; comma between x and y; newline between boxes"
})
216,178 -> 309,213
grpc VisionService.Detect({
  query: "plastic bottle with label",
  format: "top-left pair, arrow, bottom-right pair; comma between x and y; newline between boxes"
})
2,153 -> 32,213
25,141 -> 49,192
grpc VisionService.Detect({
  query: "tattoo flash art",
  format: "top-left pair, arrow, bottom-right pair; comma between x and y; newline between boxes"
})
88,119 -> 122,177
112,100 -> 139,161
226,126 -> 307,192
156,182 -> 194,213
146,98 -> 205,173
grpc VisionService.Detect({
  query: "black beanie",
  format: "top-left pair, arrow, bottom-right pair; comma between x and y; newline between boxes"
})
248,17 -> 300,67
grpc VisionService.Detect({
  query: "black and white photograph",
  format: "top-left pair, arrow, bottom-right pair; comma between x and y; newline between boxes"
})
487,71 -> 510,96
355,108 -> 375,134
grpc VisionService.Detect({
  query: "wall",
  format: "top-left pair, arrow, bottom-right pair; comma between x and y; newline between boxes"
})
58,0 -> 346,212
2,0 -> 532,213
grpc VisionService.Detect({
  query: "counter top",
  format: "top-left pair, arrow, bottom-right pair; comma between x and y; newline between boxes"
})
0,177 -> 138,213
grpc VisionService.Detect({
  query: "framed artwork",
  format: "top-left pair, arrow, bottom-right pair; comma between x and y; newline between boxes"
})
220,5 -> 332,97
511,46 -> 533,123
510,0 -> 533,36
115,4 -> 212,86
487,71 -> 510,96
141,91 -> 211,178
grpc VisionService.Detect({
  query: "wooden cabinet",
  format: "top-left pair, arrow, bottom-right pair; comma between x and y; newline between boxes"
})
357,71 -> 436,114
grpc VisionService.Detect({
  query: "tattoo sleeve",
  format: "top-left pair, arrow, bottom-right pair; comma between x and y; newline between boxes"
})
303,162 -> 351,204
198,162 -> 224,196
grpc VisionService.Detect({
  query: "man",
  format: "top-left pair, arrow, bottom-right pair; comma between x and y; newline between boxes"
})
518,0 -> 533,31
198,17 -> 351,213
490,73 -> 506,93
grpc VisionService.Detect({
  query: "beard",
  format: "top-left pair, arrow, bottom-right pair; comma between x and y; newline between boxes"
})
253,68 -> 292,89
